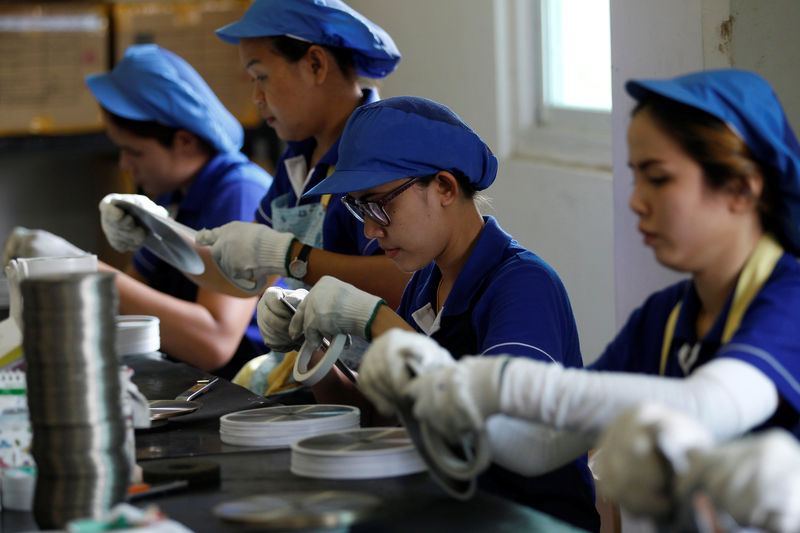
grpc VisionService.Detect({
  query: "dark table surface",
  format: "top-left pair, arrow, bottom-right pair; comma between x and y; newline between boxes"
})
2,354 -> 584,532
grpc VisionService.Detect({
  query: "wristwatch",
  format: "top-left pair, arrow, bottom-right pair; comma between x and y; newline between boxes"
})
288,244 -> 312,280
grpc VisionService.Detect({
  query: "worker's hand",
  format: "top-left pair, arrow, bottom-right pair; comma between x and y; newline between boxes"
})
195,221 -> 295,294
289,275 -> 385,350
99,193 -> 168,252
683,429 -> 800,533
2,227 -> 88,266
406,355 -> 509,442
359,329 -> 456,416
257,286 -> 308,352
593,403 -> 713,519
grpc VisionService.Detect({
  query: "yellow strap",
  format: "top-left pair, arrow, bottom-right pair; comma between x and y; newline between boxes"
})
319,165 -> 335,208
659,234 -> 784,375
659,302 -> 682,376
266,350 -> 301,395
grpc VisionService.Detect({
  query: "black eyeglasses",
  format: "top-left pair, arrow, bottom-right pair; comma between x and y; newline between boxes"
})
341,176 -> 428,226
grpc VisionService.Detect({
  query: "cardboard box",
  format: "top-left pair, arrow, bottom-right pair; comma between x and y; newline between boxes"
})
0,2 -> 109,136
111,0 -> 260,129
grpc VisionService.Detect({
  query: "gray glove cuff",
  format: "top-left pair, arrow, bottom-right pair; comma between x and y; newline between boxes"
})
255,231 -> 295,277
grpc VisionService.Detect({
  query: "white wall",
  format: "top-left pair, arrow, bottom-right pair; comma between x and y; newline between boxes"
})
349,0 -> 616,362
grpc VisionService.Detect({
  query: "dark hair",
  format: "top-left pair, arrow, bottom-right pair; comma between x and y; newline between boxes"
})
103,110 -> 215,155
417,170 -> 479,199
633,94 -> 783,245
265,35 -> 356,78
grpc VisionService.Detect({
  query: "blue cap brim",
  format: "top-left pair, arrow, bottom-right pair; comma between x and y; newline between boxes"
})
85,72 -> 153,122
305,168 -> 426,197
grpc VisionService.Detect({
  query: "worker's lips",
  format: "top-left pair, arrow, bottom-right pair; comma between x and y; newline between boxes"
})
383,247 -> 400,259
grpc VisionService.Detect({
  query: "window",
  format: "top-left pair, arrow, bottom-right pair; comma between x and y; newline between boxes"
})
501,0 -> 612,168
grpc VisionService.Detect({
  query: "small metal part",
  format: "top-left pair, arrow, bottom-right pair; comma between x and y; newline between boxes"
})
175,376 -> 219,402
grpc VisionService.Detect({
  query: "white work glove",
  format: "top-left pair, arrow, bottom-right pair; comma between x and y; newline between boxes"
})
2,227 -> 87,266
406,355 -> 510,442
289,275 -> 386,352
359,329 -> 456,416
683,429 -> 800,533
256,286 -> 308,352
593,403 -> 713,519
195,221 -> 295,293
99,193 -> 168,252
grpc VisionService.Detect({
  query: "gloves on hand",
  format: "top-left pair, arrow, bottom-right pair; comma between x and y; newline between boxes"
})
195,221 -> 295,293
406,355 -> 509,442
289,275 -> 385,352
99,193 -> 168,252
684,429 -> 800,533
2,227 -> 87,266
257,286 -> 308,352
593,403 -> 713,519
359,329 -> 456,416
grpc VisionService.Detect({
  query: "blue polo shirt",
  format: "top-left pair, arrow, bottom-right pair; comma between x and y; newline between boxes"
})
133,151 -> 272,378
396,216 -> 599,532
254,87 -> 380,257
590,252 -> 800,437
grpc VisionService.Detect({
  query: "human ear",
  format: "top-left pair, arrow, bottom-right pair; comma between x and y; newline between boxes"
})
173,130 -> 196,151
305,45 -> 329,83
434,171 -> 459,206
728,171 -> 764,213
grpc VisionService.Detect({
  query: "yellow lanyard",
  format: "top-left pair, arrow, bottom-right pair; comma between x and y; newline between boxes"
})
658,234 -> 784,375
319,165 -> 334,208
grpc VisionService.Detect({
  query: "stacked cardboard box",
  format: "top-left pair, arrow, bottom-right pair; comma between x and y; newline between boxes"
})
0,2 -> 109,135
111,0 -> 259,129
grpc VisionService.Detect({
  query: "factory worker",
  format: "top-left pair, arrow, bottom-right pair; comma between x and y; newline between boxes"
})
594,403 -> 800,533
357,70 -> 800,488
98,0 -> 410,314
3,44 -> 272,380
258,96 -> 600,532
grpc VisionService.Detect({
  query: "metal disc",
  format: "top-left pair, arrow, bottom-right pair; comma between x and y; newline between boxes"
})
213,490 -> 381,528
221,404 -> 357,424
293,333 -> 348,386
113,198 -> 204,275
398,405 -> 476,500
149,400 -> 201,420
292,427 -> 414,455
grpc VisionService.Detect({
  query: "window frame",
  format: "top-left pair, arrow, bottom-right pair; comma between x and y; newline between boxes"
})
505,0 -> 612,169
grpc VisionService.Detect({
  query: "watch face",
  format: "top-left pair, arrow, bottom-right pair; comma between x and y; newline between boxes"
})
289,259 -> 307,279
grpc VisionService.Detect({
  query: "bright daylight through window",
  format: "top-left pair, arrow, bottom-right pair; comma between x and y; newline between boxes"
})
542,0 -> 611,112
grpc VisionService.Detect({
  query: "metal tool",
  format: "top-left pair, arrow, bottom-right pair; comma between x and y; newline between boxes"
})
149,377 -> 219,421
280,297 -> 358,384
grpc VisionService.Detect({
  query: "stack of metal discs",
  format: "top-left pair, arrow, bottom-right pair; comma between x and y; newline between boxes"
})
21,273 -> 130,529
290,427 -> 427,479
219,404 -> 359,448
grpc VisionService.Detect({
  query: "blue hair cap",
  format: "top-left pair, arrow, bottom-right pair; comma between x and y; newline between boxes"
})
86,44 -> 243,153
215,0 -> 401,79
305,96 -> 498,196
627,69 -> 800,254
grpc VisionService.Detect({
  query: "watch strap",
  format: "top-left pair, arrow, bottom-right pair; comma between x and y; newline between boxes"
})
296,243 -> 312,263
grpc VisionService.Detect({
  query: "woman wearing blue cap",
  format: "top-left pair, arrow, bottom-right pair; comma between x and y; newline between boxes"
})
3,44 -> 272,380
98,0 -> 409,305
358,69 -> 800,508
258,95 -> 600,531
95,0 -> 409,389
193,0 -> 409,305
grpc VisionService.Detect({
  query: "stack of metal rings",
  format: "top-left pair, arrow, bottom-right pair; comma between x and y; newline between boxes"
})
21,272 -> 130,529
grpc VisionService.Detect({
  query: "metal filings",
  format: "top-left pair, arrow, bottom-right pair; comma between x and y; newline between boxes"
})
22,272 -> 130,529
